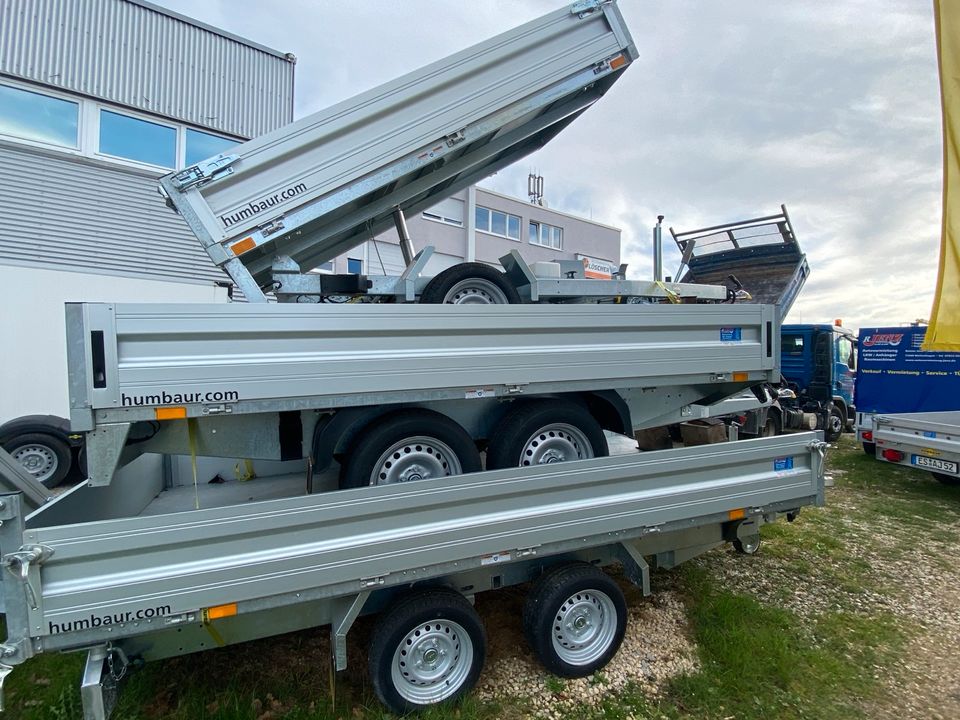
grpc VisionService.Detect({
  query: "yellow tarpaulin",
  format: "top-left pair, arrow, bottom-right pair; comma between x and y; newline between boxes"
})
926,0 -> 960,349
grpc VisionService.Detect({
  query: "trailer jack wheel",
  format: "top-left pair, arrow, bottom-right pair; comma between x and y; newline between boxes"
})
522,563 -> 627,678
369,588 -> 486,715
733,534 -> 762,555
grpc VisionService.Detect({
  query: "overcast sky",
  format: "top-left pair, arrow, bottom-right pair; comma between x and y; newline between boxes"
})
155,0 -> 943,330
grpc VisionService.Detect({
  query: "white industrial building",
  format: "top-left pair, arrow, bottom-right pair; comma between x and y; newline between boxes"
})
0,0 -> 620,484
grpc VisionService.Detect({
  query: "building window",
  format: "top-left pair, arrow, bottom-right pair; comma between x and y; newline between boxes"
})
348,257 -> 363,274
0,83 -> 78,148
422,197 -> 464,227
529,221 -> 563,249
185,128 -> 240,166
476,206 -> 521,240
99,110 -> 177,168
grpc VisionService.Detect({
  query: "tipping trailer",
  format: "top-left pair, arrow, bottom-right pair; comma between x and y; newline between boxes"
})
1,3 -> 826,718
872,411 -> 960,486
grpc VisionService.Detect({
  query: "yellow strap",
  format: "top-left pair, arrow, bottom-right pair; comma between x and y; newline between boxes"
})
654,281 -> 681,304
200,610 -> 226,647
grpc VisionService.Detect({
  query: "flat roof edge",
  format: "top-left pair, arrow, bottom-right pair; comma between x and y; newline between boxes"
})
125,0 -> 296,62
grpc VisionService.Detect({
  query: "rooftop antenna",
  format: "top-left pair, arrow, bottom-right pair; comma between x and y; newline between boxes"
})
528,173 -> 544,206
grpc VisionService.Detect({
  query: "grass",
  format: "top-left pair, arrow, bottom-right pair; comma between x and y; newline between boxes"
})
5,435 -> 956,719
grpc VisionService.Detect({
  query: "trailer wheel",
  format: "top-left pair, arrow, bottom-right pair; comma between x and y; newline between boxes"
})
370,588 -> 486,715
862,441 -> 876,456
339,410 -> 482,489
932,472 -> 960,486
486,400 -> 608,470
420,263 -> 520,304
825,406 -> 844,442
523,563 -> 626,678
3,433 -> 72,488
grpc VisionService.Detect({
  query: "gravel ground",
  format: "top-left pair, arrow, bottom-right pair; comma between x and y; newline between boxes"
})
473,581 -> 698,719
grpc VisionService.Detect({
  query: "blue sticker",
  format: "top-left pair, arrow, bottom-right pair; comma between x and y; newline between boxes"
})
923,431 -> 937,439
720,327 -> 742,342
774,457 -> 794,471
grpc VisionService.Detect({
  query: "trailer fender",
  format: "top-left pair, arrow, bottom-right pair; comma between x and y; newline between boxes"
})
311,406 -> 396,474
583,391 -> 632,436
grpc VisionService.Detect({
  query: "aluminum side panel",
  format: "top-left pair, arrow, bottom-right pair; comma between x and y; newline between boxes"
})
162,2 -> 636,278
26,434 -> 820,637
70,303 -> 776,417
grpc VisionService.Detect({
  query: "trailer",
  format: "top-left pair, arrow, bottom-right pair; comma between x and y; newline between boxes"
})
0,431 -> 825,717
0,2 -> 828,717
872,411 -> 960,486
855,326 -> 960,455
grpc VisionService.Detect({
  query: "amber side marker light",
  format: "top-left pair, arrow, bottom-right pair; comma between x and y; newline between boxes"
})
728,508 -> 746,521
732,371 -> 749,382
231,237 -> 257,256
155,406 -> 187,421
204,603 -> 238,621
609,54 -> 627,70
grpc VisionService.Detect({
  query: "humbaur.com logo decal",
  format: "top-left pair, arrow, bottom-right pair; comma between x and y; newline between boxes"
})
218,182 -> 308,227
121,389 -> 240,407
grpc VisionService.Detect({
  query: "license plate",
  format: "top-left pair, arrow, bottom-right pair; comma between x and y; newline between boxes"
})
912,455 -> 958,474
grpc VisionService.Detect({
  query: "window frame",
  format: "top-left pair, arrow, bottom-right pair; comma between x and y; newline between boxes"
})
475,205 -> 521,241
0,78 -> 242,174
0,78 -> 83,155
529,220 -> 563,250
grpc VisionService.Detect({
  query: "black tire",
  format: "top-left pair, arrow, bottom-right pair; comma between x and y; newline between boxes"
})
369,588 -> 486,715
3,432 -> 72,488
825,405 -> 844,442
733,535 -> 762,555
486,400 -> 608,470
339,410 -> 482,489
420,263 -> 521,304
862,441 -> 876,456
932,472 -> 960,486
522,563 -> 627,678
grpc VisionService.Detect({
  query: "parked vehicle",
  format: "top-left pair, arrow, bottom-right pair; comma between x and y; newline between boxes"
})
855,325 -> 960,454
0,4 -> 826,719
872,411 -> 960,485
0,415 -> 82,488
775,323 -> 857,442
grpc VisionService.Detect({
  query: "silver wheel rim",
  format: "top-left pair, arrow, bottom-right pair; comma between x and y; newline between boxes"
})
391,619 -> 474,704
829,413 -> 842,434
551,589 -> 618,666
12,444 -> 59,483
442,278 -> 509,304
370,436 -> 463,485
519,423 -> 594,466
739,535 -> 761,554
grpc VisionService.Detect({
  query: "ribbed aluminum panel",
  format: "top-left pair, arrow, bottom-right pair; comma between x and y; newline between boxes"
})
0,0 -> 294,137
0,144 -> 227,284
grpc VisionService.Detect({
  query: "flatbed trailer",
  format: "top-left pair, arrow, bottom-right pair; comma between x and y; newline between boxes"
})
0,431 -> 825,717
872,411 -> 960,485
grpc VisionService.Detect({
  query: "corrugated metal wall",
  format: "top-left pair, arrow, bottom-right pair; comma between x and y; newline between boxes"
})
0,144 -> 228,284
0,0 -> 294,138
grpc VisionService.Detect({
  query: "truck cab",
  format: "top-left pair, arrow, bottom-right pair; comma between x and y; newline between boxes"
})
779,323 -> 857,440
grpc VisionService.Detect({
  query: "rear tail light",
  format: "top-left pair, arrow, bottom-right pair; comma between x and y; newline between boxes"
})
862,430 -> 873,441
881,449 -> 904,462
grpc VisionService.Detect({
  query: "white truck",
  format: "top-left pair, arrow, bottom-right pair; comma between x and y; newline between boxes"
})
0,3 -> 825,718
